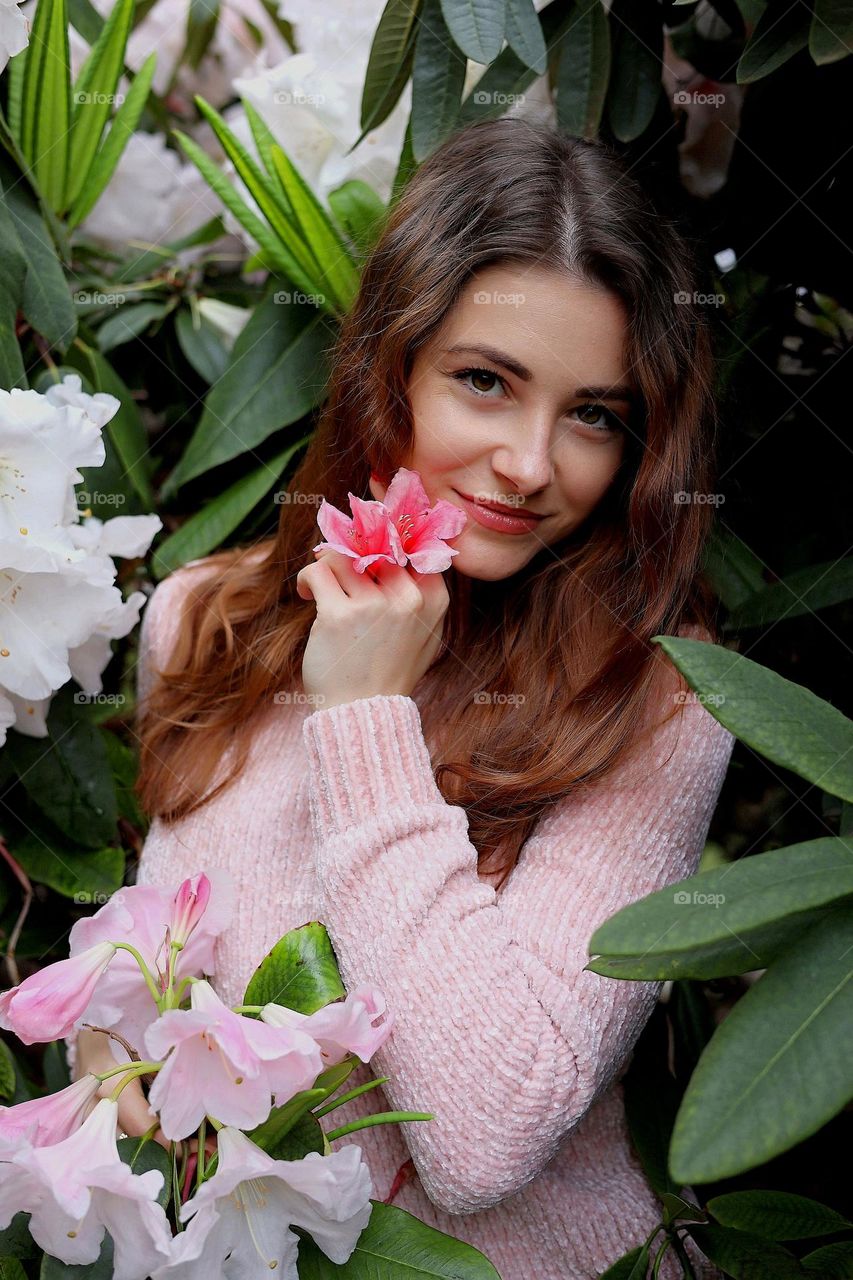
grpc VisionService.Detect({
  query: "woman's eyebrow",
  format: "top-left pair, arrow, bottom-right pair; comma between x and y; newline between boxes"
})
443,344 -> 638,405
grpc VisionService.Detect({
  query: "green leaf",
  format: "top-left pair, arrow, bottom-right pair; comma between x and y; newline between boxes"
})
0,184 -> 28,389
116,1135 -> 171,1206
175,307 -> 229,383
586,838 -> 853,980
21,0 -> 72,209
684,1225 -> 807,1279
606,0 -> 662,142
269,143 -> 361,314
801,1241 -> 853,1275
360,0 -> 423,137
152,436 -> 309,575
66,340 -> 156,508
669,909 -> 853,1183
243,98 -> 294,215
243,921 -> 345,1012
724,557 -> 853,630
66,53 -> 157,229
504,0 -> 547,73
0,1040 -> 16,1101
66,0 -> 134,209
161,290 -> 333,497
555,0 -> 610,139
703,527 -> 767,611
706,1189 -> 852,1241
327,180 -> 387,256
439,0 -> 506,63
810,0 -> 853,64
411,0 -> 467,162
0,160 -> 77,352
652,636 -> 853,803
42,1038 -> 72,1093
41,1237 -> 115,1278
0,1258 -> 28,1280
296,1200 -> 502,1278
737,0 -> 810,81
4,689 -> 118,848
0,1215 -> 38,1262
598,1246 -> 650,1279
95,299 -> 169,353
248,1102 -> 327,1160
185,0 -> 221,69
10,830 -> 124,901
459,0 -> 576,123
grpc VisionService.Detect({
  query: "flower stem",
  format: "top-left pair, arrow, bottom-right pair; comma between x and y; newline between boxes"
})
230,1004 -> 263,1014
106,1062 -> 163,1102
113,942 -> 163,1008
313,1077 -> 390,1117
325,1111 -> 432,1143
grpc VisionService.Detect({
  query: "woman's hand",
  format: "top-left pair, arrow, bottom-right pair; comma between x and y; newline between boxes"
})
74,1028 -> 216,1161
295,481 -> 451,710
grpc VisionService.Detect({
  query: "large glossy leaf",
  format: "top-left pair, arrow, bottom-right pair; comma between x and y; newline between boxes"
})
505,0 -> 547,72
4,689 -> 118,848
21,0 -> 72,209
0,161 -> 77,351
801,1241 -> 853,1275
724,557 -> 853,630
152,436 -> 309,575
248,1103 -> 327,1160
555,0 -> 610,139
653,636 -> 853,802
327,180 -> 387,256
243,921 -> 345,1013
669,908 -> 853,1182
586,838 -> 853,980
95,299 -> 170,353
0,188 -> 28,388
706,1189 -> 852,1241
703,527 -> 767,611
65,0 -> 134,209
598,1246 -> 649,1279
296,1201 -> 502,1278
411,0 -> 467,162
66,53 -> 157,228
606,0 -> 662,142
459,0 -> 575,123
440,0 -> 506,63
359,0 -> 422,138
162,291 -> 333,496
174,307 -> 229,383
11,831 -> 123,901
737,0 -> 810,81
116,1135 -> 171,1206
810,0 -> 853,64
684,1225 -> 807,1279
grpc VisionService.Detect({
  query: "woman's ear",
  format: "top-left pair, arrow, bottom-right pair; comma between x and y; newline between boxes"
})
368,472 -> 388,503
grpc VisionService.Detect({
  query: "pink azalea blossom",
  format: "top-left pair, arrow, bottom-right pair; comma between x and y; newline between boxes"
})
260,984 -> 393,1066
313,466 -> 467,575
0,1073 -> 101,1147
67,868 -> 233,1059
1,1098 -> 172,1280
144,979 -> 324,1139
0,942 -> 117,1045
381,467 -> 467,573
150,1127 -> 372,1279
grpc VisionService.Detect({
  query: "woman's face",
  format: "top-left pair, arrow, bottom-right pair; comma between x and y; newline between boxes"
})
402,262 -> 638,582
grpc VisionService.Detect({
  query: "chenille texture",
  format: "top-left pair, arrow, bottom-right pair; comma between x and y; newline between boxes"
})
69,557 -> 735,1279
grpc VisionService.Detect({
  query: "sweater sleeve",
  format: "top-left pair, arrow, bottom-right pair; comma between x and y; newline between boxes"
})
301,667 -> 735,1215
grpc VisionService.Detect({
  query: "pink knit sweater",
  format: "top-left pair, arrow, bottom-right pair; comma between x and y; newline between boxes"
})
74,556 -> 735,1279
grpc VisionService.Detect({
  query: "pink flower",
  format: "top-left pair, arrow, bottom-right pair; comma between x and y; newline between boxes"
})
150,1128 -> 372,1279
169,873 -> 212,947
67,868 -> 233,1058
261,984 -> 394,1066
1,1098 -> 173,1279
0,1073 -> 101,1147
143,979 -> 324,1139
313,466 -> 466,575
0,942 -> 117,1045
382,467 -> 467,573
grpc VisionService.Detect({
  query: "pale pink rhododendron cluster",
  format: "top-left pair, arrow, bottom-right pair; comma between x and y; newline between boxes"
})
313,466 -> 467,575
0,871 -> 395,1278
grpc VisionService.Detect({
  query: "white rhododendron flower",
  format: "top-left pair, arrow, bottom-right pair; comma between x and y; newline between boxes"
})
0,375 -> 162,747
0,0 -> 28,73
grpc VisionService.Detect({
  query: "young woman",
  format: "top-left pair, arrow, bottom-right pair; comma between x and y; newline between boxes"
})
71,118 -> 734,1279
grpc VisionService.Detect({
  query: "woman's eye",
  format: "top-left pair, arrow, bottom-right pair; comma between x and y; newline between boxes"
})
453,367 -> 505,398
573,404 -> 624,433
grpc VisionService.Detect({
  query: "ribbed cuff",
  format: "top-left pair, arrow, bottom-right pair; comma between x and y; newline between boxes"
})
302,694 -> 445,836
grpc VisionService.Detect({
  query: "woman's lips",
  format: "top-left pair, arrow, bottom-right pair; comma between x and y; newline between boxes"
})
452,490 -> 547,535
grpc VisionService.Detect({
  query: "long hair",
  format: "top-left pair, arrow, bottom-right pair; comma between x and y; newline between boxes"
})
135,117 -> 723,886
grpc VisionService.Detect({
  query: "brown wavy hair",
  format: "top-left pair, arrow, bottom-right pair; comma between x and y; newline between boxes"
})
136,116 -> 724,886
